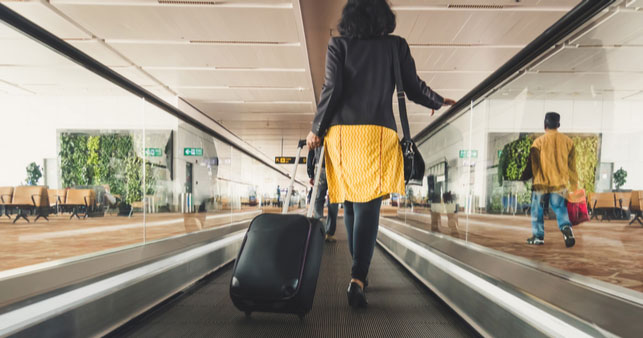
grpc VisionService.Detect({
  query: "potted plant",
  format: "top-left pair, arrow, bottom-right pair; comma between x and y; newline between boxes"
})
613,167 -> 627,191
25,162 -> 42,186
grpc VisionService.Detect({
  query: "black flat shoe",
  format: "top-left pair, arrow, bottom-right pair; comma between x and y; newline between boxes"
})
347,282 -> 367,308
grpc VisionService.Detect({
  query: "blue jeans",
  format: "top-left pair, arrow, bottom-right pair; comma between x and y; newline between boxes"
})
344,197 -> 382,281
531,192 -> 570,239
313,170 -> 338,236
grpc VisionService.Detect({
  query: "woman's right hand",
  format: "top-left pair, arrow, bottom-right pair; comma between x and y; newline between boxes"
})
443,98 -> 457,106
306,131 -> 321,150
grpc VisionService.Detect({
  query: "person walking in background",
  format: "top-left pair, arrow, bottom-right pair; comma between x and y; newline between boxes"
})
307,145 -> 339,242
306,0 -> 455,308
523,112 -> 578,248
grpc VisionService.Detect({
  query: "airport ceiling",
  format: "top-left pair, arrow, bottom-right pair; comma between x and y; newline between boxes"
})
5,0 -> 639,176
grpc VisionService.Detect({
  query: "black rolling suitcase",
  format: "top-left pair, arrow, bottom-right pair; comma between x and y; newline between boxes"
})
230,140 -> 325,319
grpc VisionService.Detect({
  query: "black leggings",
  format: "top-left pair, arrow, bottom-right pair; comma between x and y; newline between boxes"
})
344,197 -> 382,281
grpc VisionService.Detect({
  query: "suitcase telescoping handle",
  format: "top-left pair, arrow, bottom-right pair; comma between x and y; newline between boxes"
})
281,140 -> 324,216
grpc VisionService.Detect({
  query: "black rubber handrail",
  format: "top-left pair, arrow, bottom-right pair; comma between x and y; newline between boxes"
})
0,4 -> 302,184
413,0 -> 614,143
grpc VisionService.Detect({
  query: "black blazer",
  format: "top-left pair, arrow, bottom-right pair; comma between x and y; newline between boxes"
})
311,35 -> 445,136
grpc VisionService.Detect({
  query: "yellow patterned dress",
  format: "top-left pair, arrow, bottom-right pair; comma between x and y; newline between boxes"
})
324,124 -> 406,203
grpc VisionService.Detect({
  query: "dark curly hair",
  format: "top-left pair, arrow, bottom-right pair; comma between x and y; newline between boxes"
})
337,0 -> 396,39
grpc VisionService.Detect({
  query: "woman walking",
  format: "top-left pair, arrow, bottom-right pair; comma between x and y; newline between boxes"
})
306,0 -> 455,308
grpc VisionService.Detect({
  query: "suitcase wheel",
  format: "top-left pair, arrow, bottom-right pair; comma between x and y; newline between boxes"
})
245,311 -> 252,318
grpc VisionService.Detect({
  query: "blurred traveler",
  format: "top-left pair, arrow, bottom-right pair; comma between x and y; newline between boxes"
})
523,112 -> 578,247
307,145 -> 339,242
306,0 -> 455,308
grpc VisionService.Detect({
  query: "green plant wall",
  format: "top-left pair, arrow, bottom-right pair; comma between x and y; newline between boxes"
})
60,132 -> 156,204
60,133 -> 90,187
498,136 -> 532,184
572,136 -> 599,193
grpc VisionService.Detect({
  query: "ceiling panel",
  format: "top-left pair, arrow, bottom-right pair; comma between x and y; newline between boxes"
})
502,72 -> 643,98
0,65 -> 112,88
68,40 -> 132,67
411,46 -> 522,71
0,38 -> 73,66
419,72 -> 491,90
0,21 -> 27,39
573,12 -> 643,46
390,0 -> 579,6
176,87 -> 313,102
3,2 -> 90,39
202,111 -> 315,122
396,10 -> 562,45
146,69 -> 309,87
629,0 -> 643,8
108,42 -> 306,68
51,4 -> 299,42
192,101 -> 314,114
533,46 -> 643,73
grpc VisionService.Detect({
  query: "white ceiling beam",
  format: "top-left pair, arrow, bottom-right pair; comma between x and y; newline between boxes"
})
391,6 -> 573,12
50,1 -> 293,9
104,39 -> 300,46
142,66 -> 305,72
410,43 -> 525,49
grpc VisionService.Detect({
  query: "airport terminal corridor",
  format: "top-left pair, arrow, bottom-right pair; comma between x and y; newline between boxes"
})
2,0 -> 643,336
110,219 -> 478,338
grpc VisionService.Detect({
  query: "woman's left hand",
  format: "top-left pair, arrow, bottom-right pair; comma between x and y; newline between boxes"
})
306,131 -> 321,149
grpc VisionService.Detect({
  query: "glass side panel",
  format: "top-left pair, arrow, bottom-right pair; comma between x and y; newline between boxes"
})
409,3 -> 643,293
0,21 -> 146,273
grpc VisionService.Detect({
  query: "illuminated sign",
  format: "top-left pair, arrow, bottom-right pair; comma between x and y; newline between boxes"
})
145,148 -> 162,157
275,157 -> 307,164
184,148 -> 203,156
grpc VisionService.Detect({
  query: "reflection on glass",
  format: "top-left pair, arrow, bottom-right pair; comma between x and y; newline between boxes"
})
0,21 -> 147,272
402,2 -> 643,293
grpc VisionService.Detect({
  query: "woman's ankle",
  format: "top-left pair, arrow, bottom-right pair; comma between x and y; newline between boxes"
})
351,278 -> 364,289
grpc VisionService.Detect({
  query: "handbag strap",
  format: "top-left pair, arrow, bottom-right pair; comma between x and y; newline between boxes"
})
392,38 -> 411,141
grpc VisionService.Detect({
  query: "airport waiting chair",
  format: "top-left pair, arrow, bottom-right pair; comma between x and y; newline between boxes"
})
7,186 -> 50,223
48,189 -> 67,214
0,186 -> 13,219
614,192 -> 631,220
630,191 -> 643,226
60,189 -> 93,219
591,192 -> 618,222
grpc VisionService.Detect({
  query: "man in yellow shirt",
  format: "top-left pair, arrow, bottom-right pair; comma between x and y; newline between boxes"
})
525,112 -> 577,247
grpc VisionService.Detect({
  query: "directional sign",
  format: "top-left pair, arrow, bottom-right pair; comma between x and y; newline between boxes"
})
275,157 -> 307,164
184,148 -> 203,156
145,148 -> 162,157
459,149 -> 478,159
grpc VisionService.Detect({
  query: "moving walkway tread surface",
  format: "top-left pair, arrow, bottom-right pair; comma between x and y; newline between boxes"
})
111,219 -> 478,337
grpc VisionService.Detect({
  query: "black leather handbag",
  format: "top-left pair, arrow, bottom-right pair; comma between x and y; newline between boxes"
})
392,42 -> 425,186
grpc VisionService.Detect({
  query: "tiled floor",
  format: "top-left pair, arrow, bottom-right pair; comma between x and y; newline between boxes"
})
0,205 -> 398,274
396,209 -> 643,293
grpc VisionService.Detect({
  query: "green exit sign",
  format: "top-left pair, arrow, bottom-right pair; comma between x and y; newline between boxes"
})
184,148 -> 203,156
459,150 -> 478,158
145,148 -> 162,157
